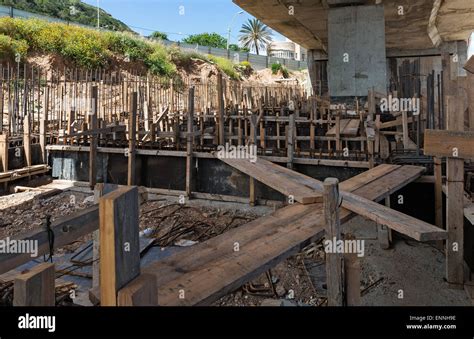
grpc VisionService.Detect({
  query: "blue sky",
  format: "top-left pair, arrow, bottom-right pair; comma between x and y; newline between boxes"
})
82,0 -> 286,45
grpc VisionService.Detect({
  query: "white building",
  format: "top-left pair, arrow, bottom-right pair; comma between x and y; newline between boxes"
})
269,39 -> 307,61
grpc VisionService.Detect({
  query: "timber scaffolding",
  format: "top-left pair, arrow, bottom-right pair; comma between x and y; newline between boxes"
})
0,62 -> 473,306
0,64 -> 443,181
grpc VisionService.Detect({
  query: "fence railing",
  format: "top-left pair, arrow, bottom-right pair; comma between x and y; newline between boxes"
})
161,40 -> 307,71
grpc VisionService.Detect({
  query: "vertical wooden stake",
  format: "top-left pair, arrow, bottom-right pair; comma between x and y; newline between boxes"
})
217,74 -> 225,146
344,234 -> 361,306
0,133 -> 8,172
89,86 -> 98,190
434,157 -> 443,229
377,196 -> 392,249
186,87 -> 194,198
287,113 -> 295,169
446,95 -> 465,288
324,177 -> 344,306
127,92 -> 137,186
23,114 -> 31,168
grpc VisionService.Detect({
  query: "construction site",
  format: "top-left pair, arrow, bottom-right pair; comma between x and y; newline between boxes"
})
0,0 -> 474,315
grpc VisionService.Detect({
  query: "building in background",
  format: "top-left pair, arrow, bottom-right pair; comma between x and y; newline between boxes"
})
269,39 -> 306,61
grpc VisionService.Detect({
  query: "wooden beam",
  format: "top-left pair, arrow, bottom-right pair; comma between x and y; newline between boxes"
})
424,129 -> 474,159
324,178 -> 343,306
99,186 -> 140,306
13,263 -> 55,306
445,96 -> 465,288
117,273 -> 157,306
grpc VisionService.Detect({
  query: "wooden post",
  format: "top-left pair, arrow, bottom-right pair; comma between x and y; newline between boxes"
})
13,263 -> 55,306
344,234 -> 361,306
89,86 -> 98,190
287,113 -> 295,169
402,110 -> 409,149
324,177 -> 344,306
39,119 -> 47,164
118,273 -> 157,306
0,133 -> 8,172
377,196 -> 392,249
434,157 -> 443,229
186,87 -> 194,198
217,74 -> 225,146
127,92 -> 137,186
335,112 -> 341,151
446,95 -> 464,288
100,186 -> 140,306
249,114 -> 257,206
23,114 -> 31,168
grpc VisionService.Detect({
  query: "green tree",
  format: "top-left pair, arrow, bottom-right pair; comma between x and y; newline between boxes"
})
238,19 -> 272,55
149,31 -> 168,41
228,44 -> 249,52
182,32 -> 227,49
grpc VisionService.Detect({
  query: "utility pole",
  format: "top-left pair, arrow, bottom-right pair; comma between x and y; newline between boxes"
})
227,11 -> 244,50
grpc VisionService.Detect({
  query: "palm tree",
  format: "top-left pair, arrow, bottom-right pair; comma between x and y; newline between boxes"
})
238,19 -> 273,55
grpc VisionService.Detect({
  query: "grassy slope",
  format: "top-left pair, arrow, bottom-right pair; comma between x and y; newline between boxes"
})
0,17 -> 241,80
0,0 -> 130,31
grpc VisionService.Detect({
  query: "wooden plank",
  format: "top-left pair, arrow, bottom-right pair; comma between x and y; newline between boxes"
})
424,129 -> 474,159
117,273 -> 157,306
324,178 -> 343,306
221,157 -> 445,241
342,119 -> 360,136
13,263 -> 55,306
0,205 -> 99,275
339,164 -> 400,192
100,186 -> 140,306
219,157 -> 322,204
141,164 -> 444,306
